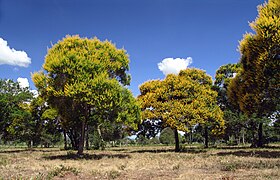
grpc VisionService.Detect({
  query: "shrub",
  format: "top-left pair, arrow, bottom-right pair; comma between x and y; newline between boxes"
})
159,127 -> 175,145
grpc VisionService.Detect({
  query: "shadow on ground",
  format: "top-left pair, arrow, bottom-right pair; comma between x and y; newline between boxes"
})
129,148 -> 207,154
109,148 -> 128,152
217,150 -> 280,158
43,153 -> 131,160
0,148 -> 61,154
216,145 -> 280,150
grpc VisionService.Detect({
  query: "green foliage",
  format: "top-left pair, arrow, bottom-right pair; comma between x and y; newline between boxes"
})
0,79 -> 33,143
28,97 -> 62,147
213,64 -> 248,145
137,120 -> 163,139
100,122 -> 125,142
214,63 -> 241,111
0,79 -> 62,147
90,129 -> 106,150
32,35 -> 140,154
148,137 -> 160,145
136,135 -> 149,145
159,127 -> 175,145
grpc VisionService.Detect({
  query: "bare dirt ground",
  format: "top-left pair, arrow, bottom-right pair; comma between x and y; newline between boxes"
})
0,145 -> 280,179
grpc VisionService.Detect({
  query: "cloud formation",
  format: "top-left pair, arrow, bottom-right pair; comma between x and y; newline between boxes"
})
17,77 -> 38,97
17,77 -> 29,88
0,38 -> 31,67
158,57 -> 192,76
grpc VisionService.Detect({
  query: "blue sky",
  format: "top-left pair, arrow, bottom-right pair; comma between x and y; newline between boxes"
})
0,0 -> 264,96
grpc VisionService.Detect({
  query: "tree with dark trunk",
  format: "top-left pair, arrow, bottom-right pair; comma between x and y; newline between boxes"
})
174,129 -> 180,152
228,0 -> 280,147
138,68 -> 224,152
204,126 -> 209,148
32,35 -> 138,155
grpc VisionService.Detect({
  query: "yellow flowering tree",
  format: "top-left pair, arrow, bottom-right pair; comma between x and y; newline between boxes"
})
228,0 -> 280,147
138,68 -> 224,151
32,35 -> 140,155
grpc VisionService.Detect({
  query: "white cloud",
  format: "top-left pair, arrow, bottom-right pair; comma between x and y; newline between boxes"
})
17,77 -> 29,88
0,38 -> 31,67
17,77 -> 39,98
158,57 -> 192,76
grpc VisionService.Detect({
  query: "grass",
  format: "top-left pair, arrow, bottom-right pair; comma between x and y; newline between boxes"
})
0,145 -> 279,179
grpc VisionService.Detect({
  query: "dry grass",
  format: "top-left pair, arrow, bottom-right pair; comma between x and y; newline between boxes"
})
0,145 -> 280,179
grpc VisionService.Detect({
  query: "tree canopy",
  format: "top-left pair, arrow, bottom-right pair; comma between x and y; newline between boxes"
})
138,68 -> 224,151
228,0 -> 280,147
32,35 -> 140,154
0,79 -> 33,143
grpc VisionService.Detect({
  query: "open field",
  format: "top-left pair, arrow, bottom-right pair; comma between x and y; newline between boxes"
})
0,145 -> 280,179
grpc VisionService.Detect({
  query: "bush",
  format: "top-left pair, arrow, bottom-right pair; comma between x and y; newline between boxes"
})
159,127 -> 175,145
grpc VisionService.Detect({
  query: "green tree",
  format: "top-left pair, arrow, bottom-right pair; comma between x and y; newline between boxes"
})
38,102 -> 62,147
0,79 -> 33,144
138,68 -> 224,151
228,0 -> 280,147
214,63 -> 241,111
32,35 -> 140,155
159,127 -> 175,145
137,119 -> 163,139
214,64 -> 246,144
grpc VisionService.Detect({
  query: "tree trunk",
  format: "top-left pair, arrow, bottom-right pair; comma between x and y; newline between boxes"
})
77,105 -> 90,155
27,140 -> 31,148
189,130 -> 193,144
97,124 -> 105,150
204,126 -> 209,148
77,120 -> 86,155
173,128 -> 180,152
68,131 -> 77,149
242,128 -> 245,145
257,122 -> 263,147
85,124 -> 89,150
63,130 -> 67,150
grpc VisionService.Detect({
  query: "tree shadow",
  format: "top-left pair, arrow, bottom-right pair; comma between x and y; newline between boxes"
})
181,148 -> 208,154
109,148 -> 128,152
216,145 -> 280,150
129,147 -> 207,154
0,148 -> 61,154
216,146 -> 252,150
216,150 -> 280,158
43,153 -> 131,160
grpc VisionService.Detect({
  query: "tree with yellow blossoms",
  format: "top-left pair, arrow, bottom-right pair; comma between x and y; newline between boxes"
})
228,0 -> 280,147
138,68 -> 224,151
32,35 -> 140,155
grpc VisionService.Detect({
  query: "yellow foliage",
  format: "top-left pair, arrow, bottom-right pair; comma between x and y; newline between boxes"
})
138,68 -> 224,134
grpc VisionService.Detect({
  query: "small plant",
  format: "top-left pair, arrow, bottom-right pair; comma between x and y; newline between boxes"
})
172,163 -> 180,170
0,156 -> 9,166
221,163 -> 237,171
118,164 -> 126,170
106,170 -> 121,179
46,164 -> 80,179
91,169 -> 101,176
34,172 -> 44,180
